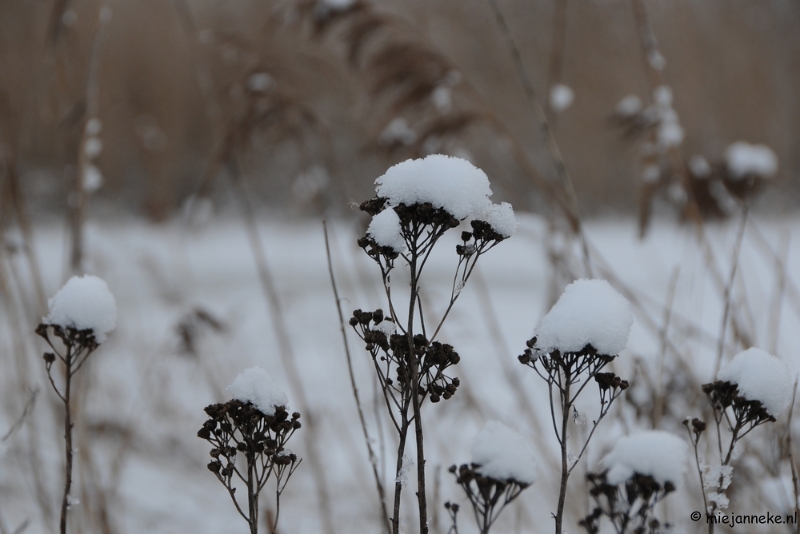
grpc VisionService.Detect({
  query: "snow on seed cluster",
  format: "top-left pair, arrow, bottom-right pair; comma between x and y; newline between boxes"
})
44,275 -> 117,342
533,279 -> 633,355
367,155 -> 518,252
603,431 -> 687,487
717,348 -> 792,417
471,420 -> 537,485
227,367 -> 289,416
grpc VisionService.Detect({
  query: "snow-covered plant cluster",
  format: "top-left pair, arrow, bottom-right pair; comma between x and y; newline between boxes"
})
518,278 -> 633,534
353,154 -> 517,534
197,367 -> 302,534
447,421 -> 536,534
683,348 -> 794,526
35,275 -> 117,534
581,431 -> 687,533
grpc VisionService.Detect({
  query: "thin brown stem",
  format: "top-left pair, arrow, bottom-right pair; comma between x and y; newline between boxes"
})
713,208 -> 748,376
555,377 -> 571,534
59,347 -> 74,534
322,221 -> 391,532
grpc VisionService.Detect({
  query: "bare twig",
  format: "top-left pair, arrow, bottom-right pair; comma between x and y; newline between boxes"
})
322,220 -> 391,532
713,208 -> 748,376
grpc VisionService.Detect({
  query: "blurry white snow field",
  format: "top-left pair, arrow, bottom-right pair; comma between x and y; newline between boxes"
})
1,213 -> 799,533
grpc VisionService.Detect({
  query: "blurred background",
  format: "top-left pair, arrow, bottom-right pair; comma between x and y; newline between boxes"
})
1,0 -> 798,221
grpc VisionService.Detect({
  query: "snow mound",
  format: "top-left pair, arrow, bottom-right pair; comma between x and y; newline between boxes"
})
367,208 -> 406,253
474,201 -> 517,238
603,431 -> 687,487
374,155 -> 517,238
471,421 -> 537,485
533,279 -> 633,355
375,155 -> 493,220
44,275 -> 117,342
227,367 -> 288,416
725,142 -> 778,179
717,348 -> 792,417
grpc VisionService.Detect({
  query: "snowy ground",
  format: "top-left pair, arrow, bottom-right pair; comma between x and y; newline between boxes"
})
1,212 -> 799,533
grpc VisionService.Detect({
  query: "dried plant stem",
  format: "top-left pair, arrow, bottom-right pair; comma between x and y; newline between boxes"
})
70,4 -> 110,273
712,208 -> 748,376
322,221 -> 391,532
546,0 -> 569,127
554,379 -> 571,534
483,0 -> 592,277
407,255 -> 430,534
227,162 -> 334,534
57,347 -> 76,534
653,267 -> 679,427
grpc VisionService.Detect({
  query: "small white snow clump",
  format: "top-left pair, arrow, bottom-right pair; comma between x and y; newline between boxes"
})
717,348 -> 792,418
616,95 -> 642,117
374,319 -> 397,336
374,154 -> 516,236
549,84 -> 574,113
471,420 -> 537,485
367,208 -> 406,253
724,142 -> 778,179
533,279 -> 633,355
44,275 -> 117,342
227,367 -> 289,416
689,155 -> 711,178
603,431 -> 687,487
474,201 -> 517,238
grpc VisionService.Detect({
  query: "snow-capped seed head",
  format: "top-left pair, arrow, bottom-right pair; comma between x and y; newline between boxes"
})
533,279 -> 633,356
227,367 -> 288,416
724,142 -> 778,179
717,348 -> 792,418
367,208 -> 407,253
471,420 -> 537,485
374,155 -> 493,220
603,430 -> 687,487
44,275 -> 117,342
473,200 -> 517,238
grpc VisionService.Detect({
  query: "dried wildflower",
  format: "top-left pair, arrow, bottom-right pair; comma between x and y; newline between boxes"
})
198,372 -> 301,534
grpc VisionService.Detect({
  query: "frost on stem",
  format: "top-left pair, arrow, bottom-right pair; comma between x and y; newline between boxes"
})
580,431 -> 687,534
449,421 -> 536,534
517,279 -> 632,534
198,367 -> 301,534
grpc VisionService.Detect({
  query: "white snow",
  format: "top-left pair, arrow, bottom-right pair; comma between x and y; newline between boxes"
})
247,72 -> 274,93
84,137 -> 103,159
379,118 -> 416,147
616,95 -> 642,117
432,86 -> 452,114
85,118 -> 102,136
724,142 -> 778,179
549,84 -> 574,113
603,430 -> 687,487
716,348 -> 793,417
83,164 -> 103,192
689,155 -> 711,178
374,319 -> 397,336
44,275 -> 117,342
474,200 -> 517,238
533,279 -> 633,355
653,86 -> 673,107
471,420 -> 537,485
367,208 -> 406,253
374,155 -> 494,220
227,367 -> 288,416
